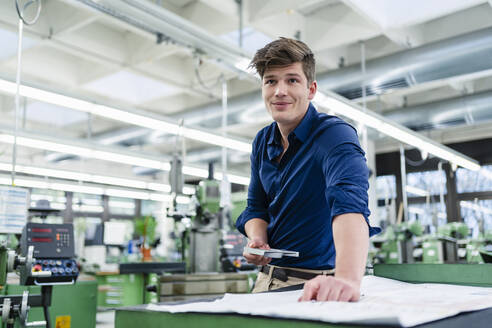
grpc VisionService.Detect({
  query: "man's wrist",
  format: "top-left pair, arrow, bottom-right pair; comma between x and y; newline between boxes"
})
334,274 -> 362,289
248,235 -> 267,243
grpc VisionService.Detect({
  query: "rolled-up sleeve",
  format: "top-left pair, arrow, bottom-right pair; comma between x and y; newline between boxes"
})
324,142 -> 381,237
235,140 -> 270,236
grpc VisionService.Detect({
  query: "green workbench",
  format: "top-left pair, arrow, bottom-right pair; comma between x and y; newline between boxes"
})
1,279 -> 97,328
115,264 -> 492,328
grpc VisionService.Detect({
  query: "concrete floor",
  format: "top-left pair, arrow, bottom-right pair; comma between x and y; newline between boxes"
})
96,310 -> 115,328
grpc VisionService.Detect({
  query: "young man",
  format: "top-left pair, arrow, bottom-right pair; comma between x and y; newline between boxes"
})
236,38 -> 380,302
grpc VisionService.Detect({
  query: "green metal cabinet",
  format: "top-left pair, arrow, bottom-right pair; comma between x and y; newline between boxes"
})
1,280 -> 97,328
96,273 -> 144,308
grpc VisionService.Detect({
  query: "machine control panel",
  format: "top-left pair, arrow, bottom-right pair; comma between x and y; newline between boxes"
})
21,223 -> 75,258
21,223 -> 78,285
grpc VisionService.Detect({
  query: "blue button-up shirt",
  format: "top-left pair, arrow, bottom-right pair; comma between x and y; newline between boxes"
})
236,103 -> 380,270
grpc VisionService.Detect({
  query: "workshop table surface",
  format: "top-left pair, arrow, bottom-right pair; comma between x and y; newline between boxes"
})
115,264 -> 492,328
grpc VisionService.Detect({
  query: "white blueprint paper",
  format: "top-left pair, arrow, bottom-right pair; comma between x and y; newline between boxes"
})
146,275 -> 492,327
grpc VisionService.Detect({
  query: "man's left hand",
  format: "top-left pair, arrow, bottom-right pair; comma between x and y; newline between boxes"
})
298,275 -> 360,302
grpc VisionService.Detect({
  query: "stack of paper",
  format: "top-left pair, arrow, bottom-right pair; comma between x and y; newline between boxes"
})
146,275 -> 492,327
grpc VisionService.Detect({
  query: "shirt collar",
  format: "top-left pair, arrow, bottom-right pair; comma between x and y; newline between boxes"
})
291,102 -> 317,143
267,122 -> 282,146
266,102 -> 317,157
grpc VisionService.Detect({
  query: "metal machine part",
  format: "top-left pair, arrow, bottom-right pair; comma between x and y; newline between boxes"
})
2,298 -> 11,323
0,244 -> 49,328
189,230 -> 219,273
19,291 -> 28,326
189,179 -> 221,273
158,273 -> 249,302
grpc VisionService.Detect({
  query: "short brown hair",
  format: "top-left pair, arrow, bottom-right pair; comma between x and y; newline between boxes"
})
249,37 -> 315,85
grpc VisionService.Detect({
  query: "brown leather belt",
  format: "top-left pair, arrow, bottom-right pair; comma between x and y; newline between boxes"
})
259,265 -> 334,282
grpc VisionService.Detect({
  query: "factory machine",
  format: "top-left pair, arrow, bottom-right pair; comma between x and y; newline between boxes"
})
189,178 -> 252,274
372,221 -> 424,264
372,219 -> 492,265
0,223 -> 79,328
153,163 -> 252,302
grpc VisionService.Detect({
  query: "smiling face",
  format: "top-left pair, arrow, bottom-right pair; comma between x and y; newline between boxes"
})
262,62 -> 317,131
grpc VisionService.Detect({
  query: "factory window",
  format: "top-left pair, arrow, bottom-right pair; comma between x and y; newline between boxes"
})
72,193 -> 103,213
30,189 -> 66,210
376,175 -> 397,200
406,170 -> 447,196
109,197 -> 135,216
456,165 -> 492,193
142,200 -> 164,217
408,202 -> 447,231
460,199 -> 492,238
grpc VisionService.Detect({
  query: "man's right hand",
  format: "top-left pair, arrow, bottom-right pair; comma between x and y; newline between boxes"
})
243,239 -> 272,266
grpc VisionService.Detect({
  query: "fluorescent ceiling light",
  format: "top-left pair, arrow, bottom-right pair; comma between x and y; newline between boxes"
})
181,165 -> 250,185
30,194 -> 67,202
0,133 -> 169,170
48,202 -> 66,210
0,131 -> 250,186
73,204 -> 104,212
150,193 -> 173,202
50,183 -> 104,195
105,188 -> 151,200
181,166 -> 208,178
405,185 -> 429,197
0,78 -> 251,153
313,92 -> 481,171
0,174 -> 191,202
108,200 -> 135,209
15,178 -> 49,190
182,186 -> 196,194
182,127 -> 252,153
216,172 -> 251,186
0,161 -> 175,192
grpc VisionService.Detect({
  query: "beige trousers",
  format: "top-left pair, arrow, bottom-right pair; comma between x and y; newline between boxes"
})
252,265 -> 335,293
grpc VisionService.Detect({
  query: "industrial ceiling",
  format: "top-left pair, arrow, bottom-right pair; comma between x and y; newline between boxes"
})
1,0 -> 492,191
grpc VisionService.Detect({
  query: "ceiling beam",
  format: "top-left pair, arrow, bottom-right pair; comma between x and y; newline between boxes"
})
0,18 -> 211,98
